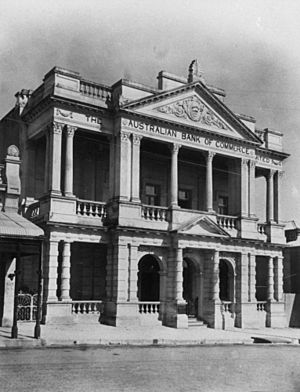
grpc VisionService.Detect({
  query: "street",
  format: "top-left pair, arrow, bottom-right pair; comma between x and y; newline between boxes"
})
1,345 -> 300,391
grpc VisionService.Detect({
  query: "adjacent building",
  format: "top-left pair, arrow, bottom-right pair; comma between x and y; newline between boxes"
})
0,60 -> 289,329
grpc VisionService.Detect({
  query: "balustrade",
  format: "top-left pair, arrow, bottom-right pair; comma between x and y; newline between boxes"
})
256,302 -> 267,311
71,301 -> 103,315
76,200 -> 107,219
138,302 -> 160,314
141,205 -> 168,221
257,223 -> 267,235
80,80 -> 110,100
217,215 -> 237,230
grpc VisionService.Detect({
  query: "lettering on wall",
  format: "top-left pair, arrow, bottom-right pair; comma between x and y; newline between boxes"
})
55,108 -> 102,128
122,118 -> 255,157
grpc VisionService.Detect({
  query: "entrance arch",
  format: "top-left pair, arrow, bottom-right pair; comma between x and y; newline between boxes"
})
138,255 -> 160,301
183,257 -> 202,318
219,259 -> 234,302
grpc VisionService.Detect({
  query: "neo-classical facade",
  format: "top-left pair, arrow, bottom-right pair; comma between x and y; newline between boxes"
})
0,60 -> 289,329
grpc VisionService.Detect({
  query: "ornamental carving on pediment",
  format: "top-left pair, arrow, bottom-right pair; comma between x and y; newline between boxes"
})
156,97 -> 228,130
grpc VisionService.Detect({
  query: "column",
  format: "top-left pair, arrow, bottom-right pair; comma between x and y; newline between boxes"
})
266,170 -> 275,222
49,122 -> 63,195
170,143 -> 180,207
238,253 -> 249,303
131,134 -> 142,202
47,240 -> 59,301
64,125 -> 77,197
274,256 -> 283,301
240,158 -> 249,217
267,256 -> 274,301
128,244 -> 138,301
43,132 -> 50,194
212,250 -> 219,301
175,247 -> 184,301
206,151 -> 215,212
108,136 -> 115,199
248,253 -> 256,302
116,131 -> 131,201
274,171 -> 283,223
249,160 -> 256,217
60,241 -> 71,301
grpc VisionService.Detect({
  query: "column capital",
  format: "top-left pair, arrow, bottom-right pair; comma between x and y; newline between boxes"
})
170,143 -> 181,153
241,158 -> 249,166
249,159 -> 256,168
66,125 -> 77,137
120,130 -> 131,142
206,151 -> 215,161
49,121 -> 64,135
268,169 -> 276,179
277,170 -> 284,179
132,133 -> 143,145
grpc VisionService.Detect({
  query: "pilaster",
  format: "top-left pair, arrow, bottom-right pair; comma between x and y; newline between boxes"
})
206,151 -> 215,212
60,241 -> 71,300
131,134 -> 142,202
49,122 -> 63,195
170,143 -> 181,207
64,125 -> 77,197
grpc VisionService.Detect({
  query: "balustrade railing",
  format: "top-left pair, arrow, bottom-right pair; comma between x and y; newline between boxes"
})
256,301 -> 267,311
71,301 -> 103,315
141,205 -> 168,222
257,223 -> 267,235
138,302 -> 160,314
25,201 -> 40,219
221,301 -> 234,313
217,215 -> 238,230
76,200 -> 107,219
80,80 -> 111,100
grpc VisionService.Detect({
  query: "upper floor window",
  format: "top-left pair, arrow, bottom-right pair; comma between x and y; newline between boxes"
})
145,184 -> 161,206
178,189 -> 192,209
218,195 -> 228,215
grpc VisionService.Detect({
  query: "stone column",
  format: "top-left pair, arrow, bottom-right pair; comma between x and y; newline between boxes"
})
47,240 -> 59,301
240,158 -> 249,217
267,256 -> 274,301
131,134 -> 142,202
206,152 -> 215,212
60,241 -> 71,301
274,256 -> 283,301
170,143 -> 180,207
49,122 -> 63,195
116,131 -> 131,201
175,247 -> 184,301
274,171 -> 283,223
249,160 -> 256,217
44,132 -> 50,194
212,250 -> 219,301
64,125 -> 77,197
248,253 -> 256,302
238,253 -> 249,303
128,244 -> 138,301
266,170 -> 275,222
108,136 -> 115,199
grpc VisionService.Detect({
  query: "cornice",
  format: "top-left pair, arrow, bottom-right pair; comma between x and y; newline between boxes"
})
256,146 -> 289,160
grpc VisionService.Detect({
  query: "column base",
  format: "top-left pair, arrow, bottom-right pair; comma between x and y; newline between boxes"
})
100,301 -> 141,327
163,301 -> 188,329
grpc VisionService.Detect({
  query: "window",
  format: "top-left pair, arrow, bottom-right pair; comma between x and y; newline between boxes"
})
218,195 -> 228,215
145,184 -> 160,206
178,189 -> 192,209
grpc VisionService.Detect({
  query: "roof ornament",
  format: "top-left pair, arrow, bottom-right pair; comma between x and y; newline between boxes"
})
188,59 -> 205,84
15,89 -> 32,115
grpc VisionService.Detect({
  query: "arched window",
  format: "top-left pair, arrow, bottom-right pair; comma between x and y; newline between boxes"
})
138,255 -> 160,301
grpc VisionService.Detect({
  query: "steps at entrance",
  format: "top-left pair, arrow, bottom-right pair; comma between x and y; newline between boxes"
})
188,316 -> 207,328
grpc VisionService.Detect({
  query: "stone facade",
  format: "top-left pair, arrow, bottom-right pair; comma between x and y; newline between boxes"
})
0,60 -> 289,329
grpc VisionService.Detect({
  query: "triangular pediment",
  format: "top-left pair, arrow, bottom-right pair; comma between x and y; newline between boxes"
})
123,83 -> 261,144
172,215 -> 230,237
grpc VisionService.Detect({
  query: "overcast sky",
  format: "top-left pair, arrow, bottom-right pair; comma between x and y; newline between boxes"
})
1,0 -> 300,223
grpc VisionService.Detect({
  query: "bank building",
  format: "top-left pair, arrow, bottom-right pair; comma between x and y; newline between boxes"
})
0,60 -> 289,330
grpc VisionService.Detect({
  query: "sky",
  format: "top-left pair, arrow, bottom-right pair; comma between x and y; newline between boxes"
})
1,0 -> 300,223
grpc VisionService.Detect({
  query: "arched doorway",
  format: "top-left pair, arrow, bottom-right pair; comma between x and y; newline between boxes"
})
219,259 -> 234,302
138,255 -> 160,301
183,258 -> 201,318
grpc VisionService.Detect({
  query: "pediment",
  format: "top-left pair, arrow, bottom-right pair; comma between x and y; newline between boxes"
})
123,83 -> 261,144
172,215 -> 230,237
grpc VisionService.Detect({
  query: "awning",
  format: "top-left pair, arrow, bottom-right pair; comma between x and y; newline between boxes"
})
0,211 -> 44,239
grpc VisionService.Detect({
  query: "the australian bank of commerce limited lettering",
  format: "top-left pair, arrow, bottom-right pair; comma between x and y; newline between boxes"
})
124,119 -> 253,156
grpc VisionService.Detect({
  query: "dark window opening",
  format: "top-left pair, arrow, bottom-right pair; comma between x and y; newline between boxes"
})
145,184 -> 161,206
178,189 -> 192,209
218,195 -> 228,215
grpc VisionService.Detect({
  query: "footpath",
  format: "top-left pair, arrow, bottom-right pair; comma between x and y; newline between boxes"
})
1,322 -> 300,348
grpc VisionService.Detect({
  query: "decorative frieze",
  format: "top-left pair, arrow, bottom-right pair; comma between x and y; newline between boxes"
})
156,96 -> 228,130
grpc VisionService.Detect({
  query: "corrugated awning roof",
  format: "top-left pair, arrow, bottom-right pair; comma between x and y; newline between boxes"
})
0,211 -> 44,239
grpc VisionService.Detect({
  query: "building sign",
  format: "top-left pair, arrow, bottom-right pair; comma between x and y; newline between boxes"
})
122,118 -> 255,157
255,153 -> 282,167
55,108 -> 102,129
